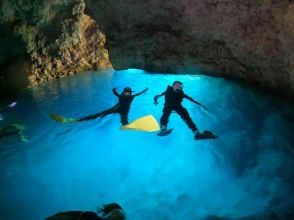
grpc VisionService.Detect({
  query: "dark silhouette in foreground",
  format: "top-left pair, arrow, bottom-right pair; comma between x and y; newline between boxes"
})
46,203 -> 125,220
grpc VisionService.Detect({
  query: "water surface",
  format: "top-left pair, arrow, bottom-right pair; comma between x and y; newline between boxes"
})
0,69 -> 293,220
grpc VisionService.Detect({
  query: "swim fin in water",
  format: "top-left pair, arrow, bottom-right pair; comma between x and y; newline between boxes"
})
50,114 -> 77,123
157,128 -> 173,136
13,124 -> 29,143
19,134 -> 29,143
194,130 -> 217,140
120,115 -> 160,132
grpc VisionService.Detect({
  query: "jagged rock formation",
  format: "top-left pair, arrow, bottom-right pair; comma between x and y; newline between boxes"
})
0,0 -> 111,98
0,0 -> 293,98
86,0 -> 294,96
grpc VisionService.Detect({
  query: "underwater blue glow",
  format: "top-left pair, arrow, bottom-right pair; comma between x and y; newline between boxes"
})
0,69 -> 294,219
126,68 -> 146,74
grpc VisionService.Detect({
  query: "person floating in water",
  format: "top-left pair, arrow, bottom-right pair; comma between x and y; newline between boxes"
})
154,81 -> 217,140
0,124 -> 28,143
46,202 -> 125,220
51,87 -> 148,126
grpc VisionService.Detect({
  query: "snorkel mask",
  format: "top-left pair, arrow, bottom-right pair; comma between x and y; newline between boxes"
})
172,81 -> 183,91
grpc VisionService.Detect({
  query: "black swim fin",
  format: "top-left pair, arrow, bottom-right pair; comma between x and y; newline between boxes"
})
195,130 -> 217,140
157,128 -> 173,136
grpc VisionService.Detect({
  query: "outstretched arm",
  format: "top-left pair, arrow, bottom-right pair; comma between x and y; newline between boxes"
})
184,94 -> 208,110
112,88 -> 119,97
153,91 -> 165,105
134,87 -> 148,96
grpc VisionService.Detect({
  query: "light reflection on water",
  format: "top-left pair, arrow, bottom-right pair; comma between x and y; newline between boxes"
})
0,69 -> 293,220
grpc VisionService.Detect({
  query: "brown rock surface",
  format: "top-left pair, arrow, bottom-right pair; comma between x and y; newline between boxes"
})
86,0 -> 294,96
0,0 -> 293,97
0,0 -> 111,98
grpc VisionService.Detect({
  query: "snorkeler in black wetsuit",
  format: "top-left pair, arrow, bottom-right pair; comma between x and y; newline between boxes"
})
77,87 -> 148,125
0,124 -> 28,143
51,87 -> 148,125
46,202 -> 125,220
0,125 -> 19,139
0,102 -> 27,142
154,81 -> 217,140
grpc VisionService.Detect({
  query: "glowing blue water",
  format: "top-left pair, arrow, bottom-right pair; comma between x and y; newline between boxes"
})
0,69 -> 293,220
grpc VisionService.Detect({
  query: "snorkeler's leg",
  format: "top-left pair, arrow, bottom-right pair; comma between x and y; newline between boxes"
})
78,105 -> 120,121
175,105 -> 198,133
119,111 -> 129,125
98,105 -> 120,119
77,112 -> 104,122
160,106 -> 173,130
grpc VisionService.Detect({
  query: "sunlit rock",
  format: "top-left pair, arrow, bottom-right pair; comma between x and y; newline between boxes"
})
0,0 -> 111,98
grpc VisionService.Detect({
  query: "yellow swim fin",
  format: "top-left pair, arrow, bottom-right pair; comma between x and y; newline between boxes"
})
50,114 -> 77,123
120,115 -> 160,132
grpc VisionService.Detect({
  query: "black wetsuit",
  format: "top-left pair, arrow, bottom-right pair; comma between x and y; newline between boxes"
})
78,88 -> 147,125
0,125 -> 20,140
46,203 -> 124,220
46,211 -> 104,220
154,86 -> 200,132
